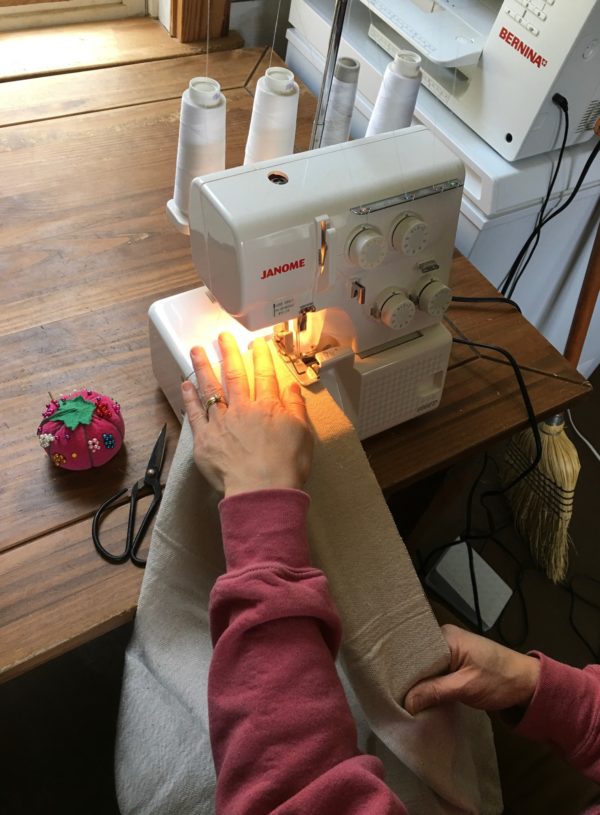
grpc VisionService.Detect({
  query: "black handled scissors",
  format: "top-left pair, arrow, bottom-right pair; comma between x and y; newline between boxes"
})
92,424 -> 167,568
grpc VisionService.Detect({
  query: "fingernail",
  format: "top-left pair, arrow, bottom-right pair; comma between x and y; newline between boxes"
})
182,381 -> 194,392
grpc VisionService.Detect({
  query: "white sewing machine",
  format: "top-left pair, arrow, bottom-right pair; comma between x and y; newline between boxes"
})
149,126 -> 464,439
360,0 -> 600,161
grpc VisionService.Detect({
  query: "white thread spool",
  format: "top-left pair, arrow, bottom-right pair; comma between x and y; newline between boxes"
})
365,52 -> 422,137
321,57 -> 360,147
244,67 -> 299,165
171,77 -> 226,222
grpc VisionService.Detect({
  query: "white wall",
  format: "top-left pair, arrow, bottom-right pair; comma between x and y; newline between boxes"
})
159,0 -> 170,30
231,0 -> 291,56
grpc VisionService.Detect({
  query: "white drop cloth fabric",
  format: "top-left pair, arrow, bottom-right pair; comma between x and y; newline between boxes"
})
116,372 -> 502,814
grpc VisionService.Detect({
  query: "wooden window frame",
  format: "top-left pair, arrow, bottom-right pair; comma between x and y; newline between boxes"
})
171,0 -> 230,43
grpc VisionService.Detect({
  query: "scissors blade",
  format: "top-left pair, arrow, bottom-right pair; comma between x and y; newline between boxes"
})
145,423 -> 167,480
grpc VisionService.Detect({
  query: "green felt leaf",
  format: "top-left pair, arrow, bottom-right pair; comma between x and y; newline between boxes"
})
49,395 -> 96,430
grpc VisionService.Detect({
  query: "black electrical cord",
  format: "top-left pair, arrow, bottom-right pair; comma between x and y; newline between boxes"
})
502,135 -> 600,299
419,334 -> 543,552
504,100 -> 570,297
451,295 -> 522,313
462,454 -> 489,633
498,563 -> 600,660
414,334 -> 600,659
500,96 -> 570,298
451,337 -> 543,495
416,336 -> 542,634
500,95 -> 568,295
419,469 -> 600,660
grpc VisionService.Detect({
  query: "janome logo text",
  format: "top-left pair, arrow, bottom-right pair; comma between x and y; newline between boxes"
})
260,258 -> 306,280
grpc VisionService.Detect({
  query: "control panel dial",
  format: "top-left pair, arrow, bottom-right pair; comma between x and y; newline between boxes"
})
373,287 -> 416,331
414,277 -> 452,317
391,215 -> 430,256
347,227 -> 387,270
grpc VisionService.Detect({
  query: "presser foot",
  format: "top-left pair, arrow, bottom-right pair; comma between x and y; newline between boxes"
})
148,286 -> 452,440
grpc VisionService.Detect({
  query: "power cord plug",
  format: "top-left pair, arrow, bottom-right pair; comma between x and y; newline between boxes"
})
552,92 -> 569,113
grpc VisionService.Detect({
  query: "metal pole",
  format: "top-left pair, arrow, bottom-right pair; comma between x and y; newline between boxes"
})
309,0 -> 350,150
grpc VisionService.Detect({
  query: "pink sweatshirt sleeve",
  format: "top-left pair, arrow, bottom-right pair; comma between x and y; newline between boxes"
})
208,489 -> 407,815
515,651 -> 600,782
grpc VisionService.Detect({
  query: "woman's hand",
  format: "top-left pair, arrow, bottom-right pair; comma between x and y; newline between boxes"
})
181,333 -> 313,497
404,624 -> 541,715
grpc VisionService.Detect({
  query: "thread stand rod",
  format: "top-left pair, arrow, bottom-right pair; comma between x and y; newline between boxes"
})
309,0 -> 350,150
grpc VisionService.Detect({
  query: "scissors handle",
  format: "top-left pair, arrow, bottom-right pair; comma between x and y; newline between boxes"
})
128,480 -> 162,568
92,424 -> 166,567
92,488 -> 131,564
92,482 -> 162,567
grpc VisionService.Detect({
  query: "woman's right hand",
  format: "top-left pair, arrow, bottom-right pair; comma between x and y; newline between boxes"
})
404,624 -> 541,715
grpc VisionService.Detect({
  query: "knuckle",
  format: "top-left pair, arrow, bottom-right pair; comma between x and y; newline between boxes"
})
429,684 -> 442,706
191,350 -> 208,368
224,368 -> 245,384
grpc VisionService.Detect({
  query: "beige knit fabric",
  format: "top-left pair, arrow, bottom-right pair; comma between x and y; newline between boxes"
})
116,359 -> 502,815
301,378 -> 502,814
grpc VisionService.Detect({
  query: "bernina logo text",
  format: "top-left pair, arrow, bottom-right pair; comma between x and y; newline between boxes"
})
260,258 -> 306,280
499,27 -> 548,68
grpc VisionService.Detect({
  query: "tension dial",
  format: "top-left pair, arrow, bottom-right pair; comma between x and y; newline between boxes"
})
348,227 -> 387,270
373,287 -> 416,331
391,215 -> 430,256
414,277 -> 452,317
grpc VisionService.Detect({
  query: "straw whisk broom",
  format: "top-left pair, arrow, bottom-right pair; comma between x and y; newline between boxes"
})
502,213 -> 600,583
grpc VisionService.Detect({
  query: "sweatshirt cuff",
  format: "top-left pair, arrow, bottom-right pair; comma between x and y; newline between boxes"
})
218,489 -> 311,571
514,651 -> 579,742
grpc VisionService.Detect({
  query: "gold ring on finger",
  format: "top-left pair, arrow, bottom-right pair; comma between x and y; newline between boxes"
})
203,394 -> 227,421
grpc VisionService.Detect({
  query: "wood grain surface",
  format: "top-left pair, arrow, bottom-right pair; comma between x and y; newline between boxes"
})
0,48 -> 317,553
0,510 -> 143,682
0,48 -> 265,128
0,36 -> 590,682
0,45 -> 320,680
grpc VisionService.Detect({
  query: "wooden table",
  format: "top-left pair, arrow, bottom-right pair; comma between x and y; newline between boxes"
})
0,36 -> 590,683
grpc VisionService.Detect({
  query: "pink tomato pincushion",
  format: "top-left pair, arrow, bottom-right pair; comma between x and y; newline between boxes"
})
37,388 -> 125,471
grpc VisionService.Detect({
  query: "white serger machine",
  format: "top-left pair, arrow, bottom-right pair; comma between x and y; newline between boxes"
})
149,127 -> 465,439
360,0 -> 600,161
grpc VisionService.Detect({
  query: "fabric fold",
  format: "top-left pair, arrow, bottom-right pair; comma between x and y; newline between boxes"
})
300,377 -> 502,814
